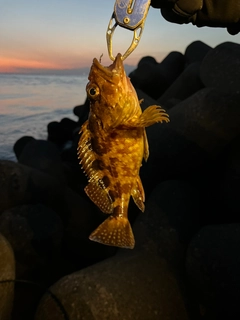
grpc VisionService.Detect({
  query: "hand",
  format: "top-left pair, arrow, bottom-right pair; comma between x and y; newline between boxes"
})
151,0 -> 240,35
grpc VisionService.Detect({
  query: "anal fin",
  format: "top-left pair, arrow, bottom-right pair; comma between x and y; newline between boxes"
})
89,215 -> 135,249
85,182 -> 113,214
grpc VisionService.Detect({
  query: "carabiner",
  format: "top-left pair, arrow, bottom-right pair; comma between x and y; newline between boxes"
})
106,0 -> 151,61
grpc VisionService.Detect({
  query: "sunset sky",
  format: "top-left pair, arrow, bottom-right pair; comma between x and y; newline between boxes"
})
0,0 -> 238,74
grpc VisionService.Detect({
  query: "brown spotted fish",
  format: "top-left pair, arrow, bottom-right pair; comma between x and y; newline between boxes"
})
78,53 -> 169,249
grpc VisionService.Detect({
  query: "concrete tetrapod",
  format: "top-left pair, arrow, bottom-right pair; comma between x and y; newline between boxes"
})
0,233 -> 15,320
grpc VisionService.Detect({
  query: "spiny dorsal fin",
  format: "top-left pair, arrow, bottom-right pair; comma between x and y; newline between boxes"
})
89,215 -> 135,249
78,120 -> 113,214
78,120 -> 102,181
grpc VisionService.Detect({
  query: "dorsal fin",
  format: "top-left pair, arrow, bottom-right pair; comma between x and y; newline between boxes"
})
78,120 -> 102,181
78,121 -> 113,213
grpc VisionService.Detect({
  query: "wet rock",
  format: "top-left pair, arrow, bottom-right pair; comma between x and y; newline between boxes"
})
13,136 -> 35,160
34,181 -> 195,320
0,233 -> 15,320
157,62 -> 204,107
184,40 -> 212,66
129,51 -> 185,99
18,139 -> 65,182
186,223 -> 240,319
0,204 -> 64,283
200,41 -> 240,94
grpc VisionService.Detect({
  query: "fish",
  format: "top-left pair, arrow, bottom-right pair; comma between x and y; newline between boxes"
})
77,53 -> 169,249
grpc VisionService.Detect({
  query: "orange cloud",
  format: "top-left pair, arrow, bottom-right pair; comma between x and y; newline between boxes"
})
0,56 -> 64,73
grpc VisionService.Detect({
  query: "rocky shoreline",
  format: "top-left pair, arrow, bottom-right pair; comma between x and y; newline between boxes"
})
0,40 -> 240,320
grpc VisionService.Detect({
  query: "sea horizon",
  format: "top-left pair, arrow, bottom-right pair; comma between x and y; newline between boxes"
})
0,63 -> 136,77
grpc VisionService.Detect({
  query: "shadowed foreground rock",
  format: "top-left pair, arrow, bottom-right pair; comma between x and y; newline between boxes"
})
18,139 -> 66,183
0,233 -> 15,320
0,160 -> 117,270
186,224 -> 240,319
34,180 -> 201,320
0,204 -> 64,282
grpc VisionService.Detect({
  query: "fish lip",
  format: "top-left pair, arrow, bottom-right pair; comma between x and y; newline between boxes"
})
92,53 -> 124,76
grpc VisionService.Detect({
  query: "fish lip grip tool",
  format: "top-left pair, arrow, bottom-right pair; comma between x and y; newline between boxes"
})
107,0 -> 151,61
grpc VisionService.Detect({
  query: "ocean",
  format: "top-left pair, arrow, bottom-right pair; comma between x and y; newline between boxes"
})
0,73 -> 89,161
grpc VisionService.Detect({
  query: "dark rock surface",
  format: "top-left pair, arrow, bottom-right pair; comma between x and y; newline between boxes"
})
186,224 -> 240,319
0,204 -> 65,320
73,97 -> 90,124
47,117 -> 79,146
0,160 -> 116,266
184,40 -> 212,65
221,136 -> 240,220
200,41 -> 240,94
157,62 -> 204,108
0,233 -> 15,320
35,250 -> 189,320
18,139 -> 66,182
13,136 -> 35,161
141,87 -> 240,196
129,51 -> 185,99
0,204 -> 64,282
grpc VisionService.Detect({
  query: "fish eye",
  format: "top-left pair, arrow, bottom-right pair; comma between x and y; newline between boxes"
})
87,84 -> 100,99
90,88 -> 96,95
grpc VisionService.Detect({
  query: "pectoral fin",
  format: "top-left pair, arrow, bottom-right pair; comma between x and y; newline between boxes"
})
120,105 -> 169,129
138,105 -> 170,127
85,182 -> 113,214
131,176 -> 145,212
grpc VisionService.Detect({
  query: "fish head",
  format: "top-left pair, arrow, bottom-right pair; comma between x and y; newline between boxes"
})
86,53 -> 140,128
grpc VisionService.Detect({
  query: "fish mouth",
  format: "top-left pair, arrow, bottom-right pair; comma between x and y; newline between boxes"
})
91,53 -> 124,78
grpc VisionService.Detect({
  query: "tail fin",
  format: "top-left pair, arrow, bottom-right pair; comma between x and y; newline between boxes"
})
89,216 -> 135,249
